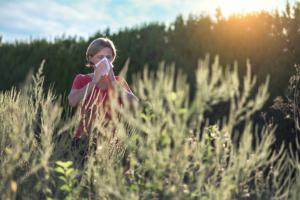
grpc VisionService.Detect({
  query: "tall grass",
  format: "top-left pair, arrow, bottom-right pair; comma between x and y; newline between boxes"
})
0,56 -> 299,199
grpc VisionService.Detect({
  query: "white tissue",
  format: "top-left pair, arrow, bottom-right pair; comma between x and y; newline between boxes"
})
94,57 -> 111,77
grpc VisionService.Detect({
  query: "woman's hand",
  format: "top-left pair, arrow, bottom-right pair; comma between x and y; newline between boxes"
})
92,58 -> 110,83
93,59 -> 117,91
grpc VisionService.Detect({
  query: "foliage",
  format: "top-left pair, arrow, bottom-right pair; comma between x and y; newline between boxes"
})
0,56 -> 299,199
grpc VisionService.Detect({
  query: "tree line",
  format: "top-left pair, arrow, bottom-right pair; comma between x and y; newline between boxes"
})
1,2 -> 300,110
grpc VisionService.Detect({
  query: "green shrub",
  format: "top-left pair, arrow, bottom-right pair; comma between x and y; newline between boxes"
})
0,56 -> 299,199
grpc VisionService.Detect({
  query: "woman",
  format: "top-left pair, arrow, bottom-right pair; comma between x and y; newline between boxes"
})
68,37 -> 138,139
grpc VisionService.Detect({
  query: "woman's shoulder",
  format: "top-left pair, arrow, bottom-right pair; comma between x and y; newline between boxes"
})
74,73 -> 94,82
75,73 -> 93,79
115,76 -> 127,84
115,75 -> 120,81
71,73 -> 93,89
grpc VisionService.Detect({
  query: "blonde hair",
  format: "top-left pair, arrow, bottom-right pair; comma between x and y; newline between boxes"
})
85,37 -> 117,67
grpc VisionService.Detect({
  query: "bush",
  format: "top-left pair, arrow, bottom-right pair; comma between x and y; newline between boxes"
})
0,56 -> 299,199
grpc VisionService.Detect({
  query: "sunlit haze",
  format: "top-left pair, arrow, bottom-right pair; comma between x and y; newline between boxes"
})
0,0 -> 295,43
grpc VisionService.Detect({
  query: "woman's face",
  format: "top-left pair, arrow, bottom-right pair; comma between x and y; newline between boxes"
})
90,47 -> 114,65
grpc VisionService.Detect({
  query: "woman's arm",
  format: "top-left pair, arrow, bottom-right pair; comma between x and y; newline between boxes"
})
121,90 -> 139,113
69,64 -> 110,107
124,90 -> 139,103
117,77 -> 139,108
68,81 -> 97,107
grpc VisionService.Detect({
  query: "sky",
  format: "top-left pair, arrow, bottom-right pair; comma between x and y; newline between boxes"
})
0,0 -> 296,43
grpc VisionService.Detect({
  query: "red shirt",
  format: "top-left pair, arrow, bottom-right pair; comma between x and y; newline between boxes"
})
71,74 -> 131,139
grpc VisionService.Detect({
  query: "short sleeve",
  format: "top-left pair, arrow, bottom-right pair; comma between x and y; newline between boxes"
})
71,74 -> 85,89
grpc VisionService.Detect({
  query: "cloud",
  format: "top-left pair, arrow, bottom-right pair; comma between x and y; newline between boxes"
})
0,0 -> 115,42
0,0 -> 185,41
0,0 -> 294,42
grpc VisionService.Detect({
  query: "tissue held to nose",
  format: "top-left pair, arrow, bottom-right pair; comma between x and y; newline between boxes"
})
95,57 -> 111,77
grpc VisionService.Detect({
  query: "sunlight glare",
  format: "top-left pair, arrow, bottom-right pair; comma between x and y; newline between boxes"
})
215,0 -> 280,16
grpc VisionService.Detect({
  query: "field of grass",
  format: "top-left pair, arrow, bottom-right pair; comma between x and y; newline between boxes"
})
1,56 -> 300,200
